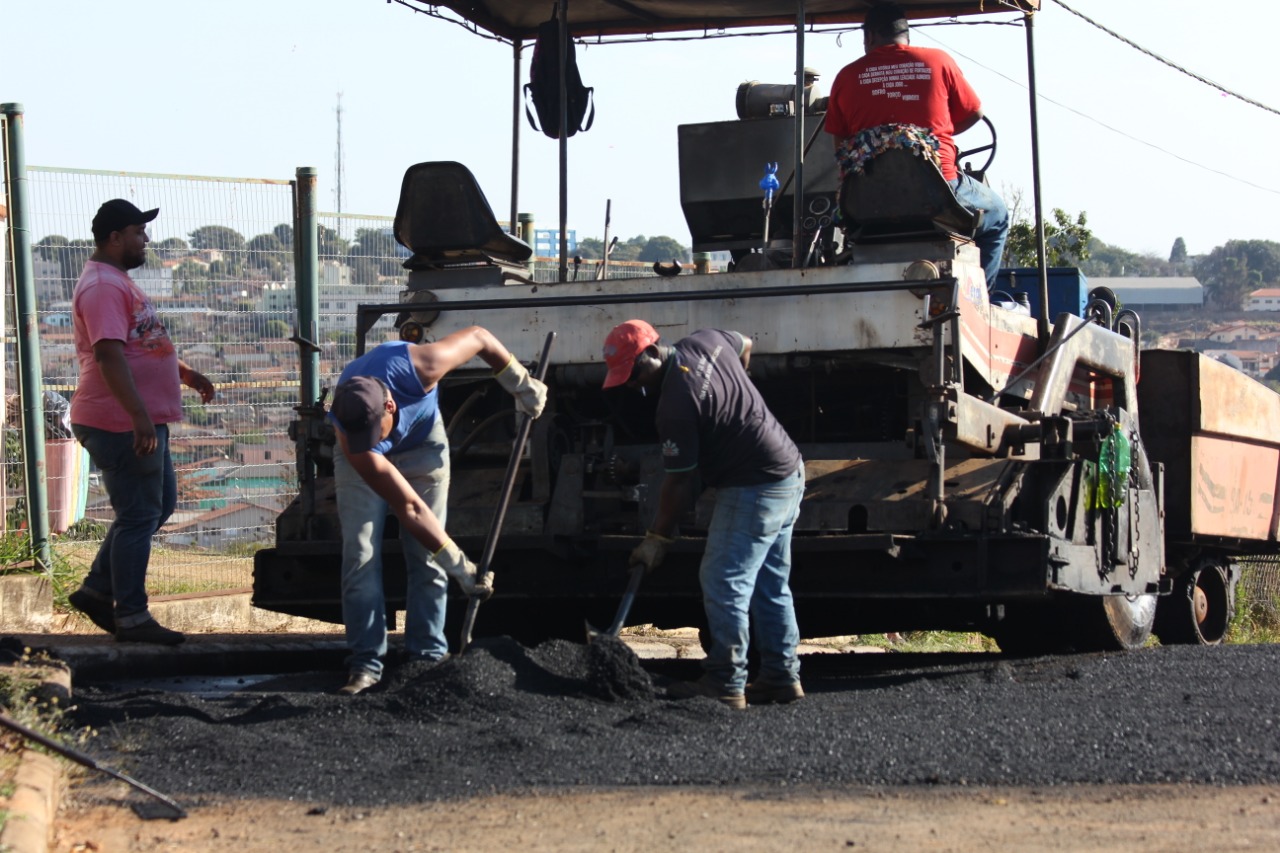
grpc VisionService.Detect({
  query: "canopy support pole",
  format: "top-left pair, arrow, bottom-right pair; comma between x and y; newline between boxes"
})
792,0 -> 806,269
1024,10 -> 1051,345
510,38 -> 522,239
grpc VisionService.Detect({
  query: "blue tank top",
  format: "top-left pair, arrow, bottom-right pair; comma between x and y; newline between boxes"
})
333,341 -> 439,455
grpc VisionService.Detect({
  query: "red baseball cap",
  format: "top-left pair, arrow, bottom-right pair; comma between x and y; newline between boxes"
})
602,319 -> 660,389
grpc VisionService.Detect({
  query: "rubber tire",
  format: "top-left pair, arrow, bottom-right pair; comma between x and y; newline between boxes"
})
993,592 -> 1157,655
1155,563 -> 1231,646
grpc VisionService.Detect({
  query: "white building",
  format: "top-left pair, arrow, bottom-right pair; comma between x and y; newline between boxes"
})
1245,288 -> 1280,312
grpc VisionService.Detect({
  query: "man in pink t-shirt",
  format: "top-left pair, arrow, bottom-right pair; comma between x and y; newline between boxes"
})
826,1 -> 1008,287
66,199 -> 215,645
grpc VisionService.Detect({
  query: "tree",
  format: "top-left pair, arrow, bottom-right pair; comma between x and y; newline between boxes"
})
576,237 -> 604,259
317,225 -> 349,259
609,236 -> 645,263
35,235 -> 94,296
246,233 -> 288,276
1004,208 -> 1092,269
348,256 -> 383,285
189,225 -> 247,252
1169,237 -> 1188,267
1080,239 -> 1169,278
1195,240 -> 1280,310
348,227 -> 398,260
273,223 -> 294,248
152,237 -> 189,261
637,235 -> 689,263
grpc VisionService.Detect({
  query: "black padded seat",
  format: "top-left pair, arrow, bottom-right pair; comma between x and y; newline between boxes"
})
394,161 -> 533,270
840,149 -> 980,244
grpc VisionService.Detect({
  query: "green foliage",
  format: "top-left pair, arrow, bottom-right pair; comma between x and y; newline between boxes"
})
1194,239 -> 1280,311
265,319 -> 291,339
1169,236 -> 1188,266
152,236 -> 190,260
1005,208 -> 1092,268
317,225 -> 349,259
35,235 -> 94,298
637,235 -> 688,263
1228,571 -> 1280,644
189,225 -> 247,252
273,223 -> 294,248
576,237 -> 604,259
1079,239 -> 1172,278
60,517 -> 107,541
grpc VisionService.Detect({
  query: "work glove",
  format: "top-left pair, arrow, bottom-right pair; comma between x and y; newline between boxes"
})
434,539 -> 494,600
494,355 -> 548,419
629,531 -> 674,574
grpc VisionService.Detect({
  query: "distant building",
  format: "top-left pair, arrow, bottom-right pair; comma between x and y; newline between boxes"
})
533,229 -> 577,257
1088,277 -> 1203,312
1245,288 -> 1280,312
258,278 -> 401,335
130,264 -> 175,300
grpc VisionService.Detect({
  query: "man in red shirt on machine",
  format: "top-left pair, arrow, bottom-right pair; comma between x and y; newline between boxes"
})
825,1 -> 1009,288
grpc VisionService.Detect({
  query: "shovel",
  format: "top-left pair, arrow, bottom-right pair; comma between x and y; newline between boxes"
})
0,711 -> 186,820
458,330 -> 556,653
586,560 -> 646,642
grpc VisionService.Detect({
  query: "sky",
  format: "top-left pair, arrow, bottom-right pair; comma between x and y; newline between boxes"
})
2,0 -> 1278,260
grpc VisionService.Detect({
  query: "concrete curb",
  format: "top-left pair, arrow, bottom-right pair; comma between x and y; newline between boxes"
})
1,739 -> 63,853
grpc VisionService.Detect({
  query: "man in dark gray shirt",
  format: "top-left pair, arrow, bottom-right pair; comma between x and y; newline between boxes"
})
602,320 -> 806,709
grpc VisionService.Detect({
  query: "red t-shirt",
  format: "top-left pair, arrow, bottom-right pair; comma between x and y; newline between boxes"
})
825,43 -> 982,180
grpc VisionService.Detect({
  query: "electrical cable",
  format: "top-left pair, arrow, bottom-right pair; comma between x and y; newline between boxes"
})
1049,0 -> 1280,118
917,30 -> 1280,197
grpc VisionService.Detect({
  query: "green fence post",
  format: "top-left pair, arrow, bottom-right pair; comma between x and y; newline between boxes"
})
1,103 -> 53,571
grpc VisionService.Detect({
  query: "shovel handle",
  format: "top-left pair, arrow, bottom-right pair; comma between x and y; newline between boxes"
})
605,563 -> 647,636
459,331 -> 556,652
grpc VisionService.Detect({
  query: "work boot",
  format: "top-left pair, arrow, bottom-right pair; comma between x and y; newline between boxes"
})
667,676 -> 746,710
115,618 -> 185,646
338,670 -> 379,696
745,680 -> 805,706
68,587 -> 115,634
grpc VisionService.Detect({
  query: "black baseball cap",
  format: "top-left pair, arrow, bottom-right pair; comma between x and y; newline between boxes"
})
91,199 -> 159,242
331,376 -> 390,453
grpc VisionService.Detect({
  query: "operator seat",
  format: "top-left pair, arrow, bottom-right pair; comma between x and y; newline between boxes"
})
840,148 -> 980,244
394,161 -> 533,287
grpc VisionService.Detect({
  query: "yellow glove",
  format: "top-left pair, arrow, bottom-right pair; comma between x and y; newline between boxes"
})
629,531 -> 674,573
494,355 -> 548,419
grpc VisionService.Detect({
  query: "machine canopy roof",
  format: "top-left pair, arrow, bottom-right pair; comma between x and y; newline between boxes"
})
425,1 -> 1040,41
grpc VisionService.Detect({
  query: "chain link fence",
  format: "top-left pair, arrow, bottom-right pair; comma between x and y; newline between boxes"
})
2,167 -> 417,597
1239,555 -> 1280,626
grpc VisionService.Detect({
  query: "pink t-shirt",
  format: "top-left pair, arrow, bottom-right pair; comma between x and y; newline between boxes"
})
70,260 -> 183,431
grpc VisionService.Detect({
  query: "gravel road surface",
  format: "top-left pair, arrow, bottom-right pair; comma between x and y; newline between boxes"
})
59,639 -> 1280,809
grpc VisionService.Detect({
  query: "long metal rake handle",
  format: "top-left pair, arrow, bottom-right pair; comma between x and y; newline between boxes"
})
459,330 -> 556,652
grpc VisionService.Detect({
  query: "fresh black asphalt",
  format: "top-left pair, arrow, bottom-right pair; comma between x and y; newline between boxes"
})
49,639 -> 1280,807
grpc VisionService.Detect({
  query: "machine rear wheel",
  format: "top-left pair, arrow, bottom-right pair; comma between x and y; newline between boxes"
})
1080,593 -> 1158,651
1155,562 -> 1232,645
992,592 -> 1157,655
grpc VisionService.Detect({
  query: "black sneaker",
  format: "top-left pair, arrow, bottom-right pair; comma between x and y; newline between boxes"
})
68,588 -> 115,634
115,618 -> 185,646
745,680 -> 805,705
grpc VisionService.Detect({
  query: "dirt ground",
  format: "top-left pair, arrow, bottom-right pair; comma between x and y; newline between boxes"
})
55,784 -> 1280,852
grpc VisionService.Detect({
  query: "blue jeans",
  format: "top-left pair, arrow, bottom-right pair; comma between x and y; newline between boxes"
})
334,415 -> 451,678
951,172 -> 1009,289
699,465 -> 805,693
71,423 -> 176,629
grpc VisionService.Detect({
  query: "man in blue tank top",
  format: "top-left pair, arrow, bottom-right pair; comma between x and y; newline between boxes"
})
602,320 -> 806,709
328,326 -> 547,695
